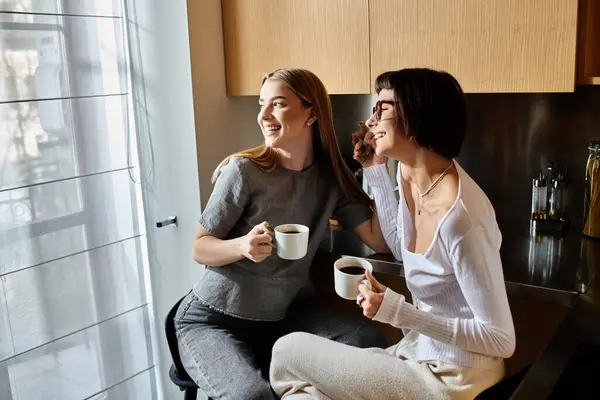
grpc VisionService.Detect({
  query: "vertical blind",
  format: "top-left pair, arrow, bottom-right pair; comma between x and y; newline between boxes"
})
0,1 -> 157,398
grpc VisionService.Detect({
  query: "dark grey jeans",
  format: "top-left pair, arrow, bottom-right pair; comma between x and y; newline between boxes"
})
174,291 -> 387,400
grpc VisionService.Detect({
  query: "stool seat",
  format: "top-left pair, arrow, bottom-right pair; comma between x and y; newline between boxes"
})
169,364 -> 199,390
165,295 -> 204,400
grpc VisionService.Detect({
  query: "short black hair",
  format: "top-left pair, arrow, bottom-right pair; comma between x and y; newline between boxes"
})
375,68 -> 466,159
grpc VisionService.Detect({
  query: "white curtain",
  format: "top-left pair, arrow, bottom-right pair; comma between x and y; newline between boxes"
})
0,1 -> 157,398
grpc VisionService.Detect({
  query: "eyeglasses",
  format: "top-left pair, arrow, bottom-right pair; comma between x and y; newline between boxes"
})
372,100 -> 398,121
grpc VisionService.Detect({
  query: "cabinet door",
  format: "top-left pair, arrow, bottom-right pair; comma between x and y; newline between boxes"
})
578,0 -> 600,85
370,0 -> 579,93
222,0 -> 370,95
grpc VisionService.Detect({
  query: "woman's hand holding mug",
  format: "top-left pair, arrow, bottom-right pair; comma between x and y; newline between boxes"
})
357,269 -> 388,319
240,221 -> 274,263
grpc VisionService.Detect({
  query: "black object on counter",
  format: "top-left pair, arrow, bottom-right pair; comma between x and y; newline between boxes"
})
530,161 -> 569,235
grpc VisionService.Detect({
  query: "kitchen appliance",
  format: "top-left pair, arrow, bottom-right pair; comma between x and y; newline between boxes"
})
530,161 -> 569,234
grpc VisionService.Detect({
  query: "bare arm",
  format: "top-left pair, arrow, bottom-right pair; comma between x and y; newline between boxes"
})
192,225 -> 244,266
192,222 -> 274,267
353,206 -> 391,254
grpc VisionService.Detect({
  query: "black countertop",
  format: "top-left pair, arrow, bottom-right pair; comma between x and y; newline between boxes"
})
499,229 -> 598,295
322,225 -> 600,306
512,264 -> 600,399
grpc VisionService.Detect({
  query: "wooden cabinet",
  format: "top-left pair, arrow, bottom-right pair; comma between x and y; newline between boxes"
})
222,0 -> 370,95
369,0 -> 580,93
221,0 -> 593,94
577,0 -> 600,84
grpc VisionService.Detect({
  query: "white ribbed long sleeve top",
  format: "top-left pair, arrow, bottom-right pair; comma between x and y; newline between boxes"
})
364,161 -> 515,369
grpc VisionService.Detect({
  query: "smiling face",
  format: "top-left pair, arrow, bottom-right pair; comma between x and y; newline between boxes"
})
365,89 -> 412,158
257,79 -> 314,150
369,69 -> 468,162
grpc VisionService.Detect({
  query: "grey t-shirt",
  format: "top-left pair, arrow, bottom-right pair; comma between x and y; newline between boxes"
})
193,156 -> 371,321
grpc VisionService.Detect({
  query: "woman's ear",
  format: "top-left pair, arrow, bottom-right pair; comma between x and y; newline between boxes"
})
306,109 -> 317,126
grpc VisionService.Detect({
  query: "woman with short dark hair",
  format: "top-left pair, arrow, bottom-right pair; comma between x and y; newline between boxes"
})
270,68 -> 515,400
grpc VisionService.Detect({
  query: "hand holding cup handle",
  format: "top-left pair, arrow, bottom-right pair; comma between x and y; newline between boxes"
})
265,224 -> 276,248
357,269 -> 388,319
240,221 -> 274,263
355,279 -> 372,305
358,279 -> 372,294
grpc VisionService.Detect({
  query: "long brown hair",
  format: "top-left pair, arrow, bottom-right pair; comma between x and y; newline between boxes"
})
212,68 -> 371,207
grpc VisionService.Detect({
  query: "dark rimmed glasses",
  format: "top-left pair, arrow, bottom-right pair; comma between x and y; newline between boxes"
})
372,100 -> 398,121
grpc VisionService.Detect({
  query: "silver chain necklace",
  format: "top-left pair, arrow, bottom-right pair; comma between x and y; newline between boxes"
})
416,162 -> 454,215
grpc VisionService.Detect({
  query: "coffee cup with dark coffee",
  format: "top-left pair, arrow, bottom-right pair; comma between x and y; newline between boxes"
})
333,257 -> 373,300
274,224 -> 309,260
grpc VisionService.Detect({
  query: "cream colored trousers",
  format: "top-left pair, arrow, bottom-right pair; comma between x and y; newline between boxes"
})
270,331 -> 504,400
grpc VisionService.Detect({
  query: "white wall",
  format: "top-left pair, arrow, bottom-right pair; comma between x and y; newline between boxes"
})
125,0 -> 206,399
187,0 -> 264,207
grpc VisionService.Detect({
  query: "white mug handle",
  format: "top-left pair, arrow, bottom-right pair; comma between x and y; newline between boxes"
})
359,279 -> 372,291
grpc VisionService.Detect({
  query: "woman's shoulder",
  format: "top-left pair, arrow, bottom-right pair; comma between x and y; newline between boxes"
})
220,156 -> 261,177
227,155 -> 252,169
212,156 -> 260,191
456,166 -> 496,219
441,167 -> 499,244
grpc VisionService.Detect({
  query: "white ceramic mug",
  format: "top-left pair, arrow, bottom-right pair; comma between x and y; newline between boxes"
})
274,224 -> 309,260
333,257 -> 373,300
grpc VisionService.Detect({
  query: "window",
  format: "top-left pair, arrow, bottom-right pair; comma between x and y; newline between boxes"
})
0,2 -> 157,399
